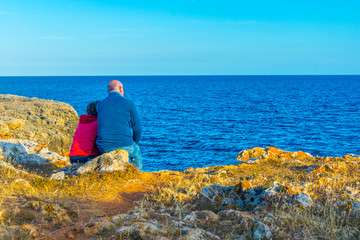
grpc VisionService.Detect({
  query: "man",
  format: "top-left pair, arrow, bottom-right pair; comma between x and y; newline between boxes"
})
96,80 -> 143,170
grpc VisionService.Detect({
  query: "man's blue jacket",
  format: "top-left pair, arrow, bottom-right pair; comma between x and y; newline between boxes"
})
96,91 -> 142,151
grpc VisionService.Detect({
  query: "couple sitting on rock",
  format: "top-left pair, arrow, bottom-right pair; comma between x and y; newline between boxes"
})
68,80 -> 143,171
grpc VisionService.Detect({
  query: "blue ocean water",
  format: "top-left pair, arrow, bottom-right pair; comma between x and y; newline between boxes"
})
0,75 -> 359,171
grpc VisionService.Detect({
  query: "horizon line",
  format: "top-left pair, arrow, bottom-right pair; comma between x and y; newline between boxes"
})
1,74 -> 360,77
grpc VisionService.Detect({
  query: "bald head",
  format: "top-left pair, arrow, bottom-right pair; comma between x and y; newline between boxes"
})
108,80 -> 124,96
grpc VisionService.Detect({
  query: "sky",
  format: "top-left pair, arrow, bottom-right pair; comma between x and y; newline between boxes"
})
0,0 -> 360,76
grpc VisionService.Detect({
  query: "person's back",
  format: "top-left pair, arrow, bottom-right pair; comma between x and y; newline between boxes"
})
96,92 -> 141,148
69,101 -> 100,164
96,80 -> 142,170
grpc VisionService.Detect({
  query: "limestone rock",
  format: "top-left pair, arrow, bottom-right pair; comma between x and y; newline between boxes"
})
237,147 -> 313,163
201,184 -> 229,200
20,224 -> 40,238
50,171 -> 66,180
337,199 -> 360,216
183,213 -> 197,223
218,210 -> 254,223
25,201 -> 72,223
84,219 -> 111,236
312,161 -> 349,174
50,149 -> 134,178
249,221 -> 272,240
0,139 -> 70,169
112,214 -> 129,224
116,222 -> 167,239
179,229 -> 221,240
76,149 -> 130,175
294,193 -> 315,210
13,178 -> 33,188
237,147 -> 265,162
200,181 -> 316,212
183,211 -> 220,224
0,94 -> 78,156
343,186 -> 360,196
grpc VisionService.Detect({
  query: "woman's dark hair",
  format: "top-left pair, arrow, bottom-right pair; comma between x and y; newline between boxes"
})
86,100 -> 100,116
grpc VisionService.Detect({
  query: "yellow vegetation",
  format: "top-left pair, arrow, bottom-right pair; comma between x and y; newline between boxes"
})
1,147 -> 360,239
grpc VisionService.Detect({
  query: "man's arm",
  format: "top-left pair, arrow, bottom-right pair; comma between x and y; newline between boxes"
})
129,100 -> 142,143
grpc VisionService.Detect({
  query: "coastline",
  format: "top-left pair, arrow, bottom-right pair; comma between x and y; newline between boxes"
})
0,95 -> 359,239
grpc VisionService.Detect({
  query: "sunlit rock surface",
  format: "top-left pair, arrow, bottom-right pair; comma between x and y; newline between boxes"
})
25,201 -> 72,223
0,139 -> 70,170
237,146 -> 313,163
50,149 -> 133,179
76,149 -> 130,174
0,94 -> 78,156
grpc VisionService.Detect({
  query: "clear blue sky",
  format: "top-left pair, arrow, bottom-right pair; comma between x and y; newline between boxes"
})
1,0 -> 359,75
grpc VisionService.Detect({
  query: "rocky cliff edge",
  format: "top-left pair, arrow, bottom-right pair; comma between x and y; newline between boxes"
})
0,94 -> 78,156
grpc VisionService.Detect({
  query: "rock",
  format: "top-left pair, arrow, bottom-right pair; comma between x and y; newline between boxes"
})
112,210 -> 152,225
50,171 -> 66,180
183,213 -> 197,223
201,184 -> 228,200
218,210 -> 254,223
0,94 -> 78,156
200,181 -> 317,213
249,221 -> 272,240
25,201 -> 44,209
237,147 -> 265,162
0,210 -> 4,221
343,186 -> 360,196
13,178 -> 33,188
179,229 -> 221,240
190,210 -> 220,223
0,139 -> 70,169
66,231 -> 75,239
116,222 -> 167,239
312,161 -> 349,174
76,149 -> 130,175
170,220 -> 186,228
20,224 -> 40,238
41,203 -> 72,223
337,199 -> 360,216
112,214 -> 129,224
237,147 -> 313,163
294,193 -> 315,210
48,149 -> 134,178
44,222 -> 85,240
84,219 -> 111,236
25,201 -> 72,223
201,182 -> 262,208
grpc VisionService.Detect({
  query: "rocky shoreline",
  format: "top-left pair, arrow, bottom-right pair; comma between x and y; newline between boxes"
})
0,95 -> 359,239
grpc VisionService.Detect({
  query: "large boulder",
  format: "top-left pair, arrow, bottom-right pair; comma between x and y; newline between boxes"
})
76,149 -> 130,174
0,94 -> 78,156
0,139 -> 70,170
50,149 -> 131,179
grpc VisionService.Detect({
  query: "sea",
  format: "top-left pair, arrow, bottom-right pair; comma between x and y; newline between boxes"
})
0,75 -> 359,171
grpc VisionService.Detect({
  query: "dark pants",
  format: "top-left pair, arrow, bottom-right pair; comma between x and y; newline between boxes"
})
70,155 -> 98,164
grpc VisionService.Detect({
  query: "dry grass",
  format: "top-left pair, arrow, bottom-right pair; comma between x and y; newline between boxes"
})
0,163 -> 141,202
0,162 -> 143,239
1,150 -> 360,239
140,153 -> 360,239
